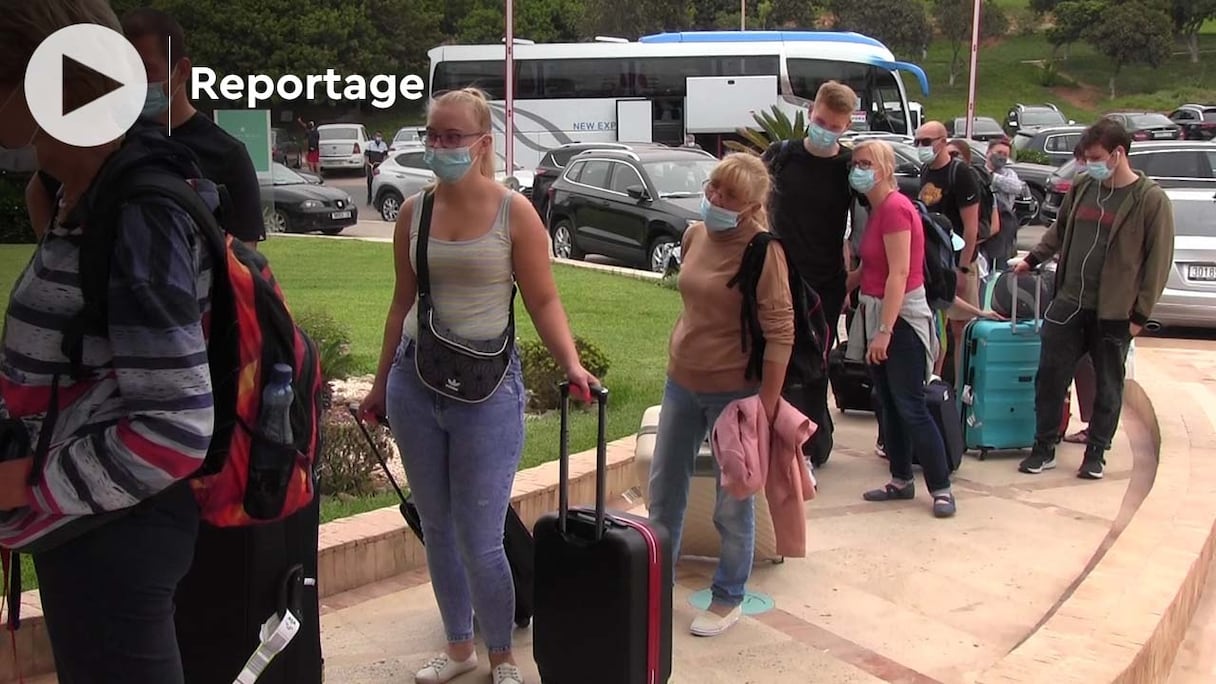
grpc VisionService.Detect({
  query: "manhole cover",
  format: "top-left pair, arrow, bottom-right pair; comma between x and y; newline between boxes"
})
687,589 -> 774,615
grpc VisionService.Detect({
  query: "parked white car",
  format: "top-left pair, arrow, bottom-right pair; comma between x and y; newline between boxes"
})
317,123 -> 369,174
370,147 -> 534,221
389,126 -> 424,152
1147,187 -> 1216,329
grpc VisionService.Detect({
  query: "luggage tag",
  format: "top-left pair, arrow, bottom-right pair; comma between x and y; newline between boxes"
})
233,564 -> 311,683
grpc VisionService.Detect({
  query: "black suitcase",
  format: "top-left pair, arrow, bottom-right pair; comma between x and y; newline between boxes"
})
533,383 -> 673,684
920,379 -> 964,473
175,490 -> 323,684
348,405 -> 535,628
828,341 -> 874,412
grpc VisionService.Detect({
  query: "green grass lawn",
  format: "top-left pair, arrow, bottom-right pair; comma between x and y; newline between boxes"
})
261,238 -> 680,471
0,239 -> 682,586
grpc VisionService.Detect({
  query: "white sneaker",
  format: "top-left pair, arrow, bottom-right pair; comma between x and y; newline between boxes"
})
415,652 -> 477,683
690,605 -> 742,636
492,663 -> 525,684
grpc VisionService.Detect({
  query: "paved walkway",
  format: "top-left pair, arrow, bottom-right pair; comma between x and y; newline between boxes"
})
319,385 -> 1154,683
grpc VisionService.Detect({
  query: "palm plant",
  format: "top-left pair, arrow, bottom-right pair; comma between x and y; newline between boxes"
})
723,105 -> 809,155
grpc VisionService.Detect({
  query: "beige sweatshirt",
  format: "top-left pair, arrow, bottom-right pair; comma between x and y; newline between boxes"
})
667,222 -> 795,393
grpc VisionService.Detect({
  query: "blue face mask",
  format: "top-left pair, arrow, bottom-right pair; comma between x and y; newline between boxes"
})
700,196 -> 739,232
849,167 -> 877,193
141,82 -> 170,119
1086,152 -> 1117,181
807,123 -> 841,149
424,146 -> 475,183
916,145 -> 936,164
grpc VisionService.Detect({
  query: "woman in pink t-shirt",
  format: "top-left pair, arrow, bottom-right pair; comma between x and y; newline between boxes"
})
844,140 -> 957,518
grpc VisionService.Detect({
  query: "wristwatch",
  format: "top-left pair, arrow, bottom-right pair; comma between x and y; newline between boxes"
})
878,323 -> 892,335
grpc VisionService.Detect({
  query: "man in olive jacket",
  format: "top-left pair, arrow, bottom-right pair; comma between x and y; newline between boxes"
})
1012,118 -> 1174,480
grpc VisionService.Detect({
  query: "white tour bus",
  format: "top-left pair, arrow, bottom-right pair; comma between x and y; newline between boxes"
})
427,30 -> 929,170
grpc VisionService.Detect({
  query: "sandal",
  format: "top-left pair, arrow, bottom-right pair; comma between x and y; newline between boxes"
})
862,482 -> 915,502
1063,428 -> 1089,444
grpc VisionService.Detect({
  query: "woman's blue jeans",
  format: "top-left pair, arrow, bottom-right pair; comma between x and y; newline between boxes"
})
385,339 -> 524,653
647,377 -> 757,608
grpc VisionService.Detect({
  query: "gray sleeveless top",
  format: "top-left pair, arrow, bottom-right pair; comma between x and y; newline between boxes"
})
402,190 -> 516,342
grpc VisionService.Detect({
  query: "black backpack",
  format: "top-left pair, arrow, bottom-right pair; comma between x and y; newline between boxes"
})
921,158 -> 994,242
729,232 -> 830,387
915,200 -> 961,310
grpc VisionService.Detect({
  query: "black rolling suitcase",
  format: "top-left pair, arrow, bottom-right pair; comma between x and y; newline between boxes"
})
175,490 -> 323,684
533,383 -> 673,684
827,341 -> 874,412
348,405 -> 534,628
920,379 -> 964,473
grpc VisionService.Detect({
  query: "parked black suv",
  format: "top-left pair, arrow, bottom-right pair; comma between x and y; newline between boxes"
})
1040,140 -> 1216,224
532,141 -> 668,225
1103,112 -> 1182,142
1004,103 -> 1071,136
547,147 -> 718,272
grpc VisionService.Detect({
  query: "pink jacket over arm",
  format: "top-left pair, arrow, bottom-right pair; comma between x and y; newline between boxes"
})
711,395 -> 817,557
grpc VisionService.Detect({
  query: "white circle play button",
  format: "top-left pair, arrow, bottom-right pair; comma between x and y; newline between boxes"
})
24,24 -> 147,148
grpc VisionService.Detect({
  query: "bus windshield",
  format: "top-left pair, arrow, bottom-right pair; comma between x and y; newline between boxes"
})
643,159 -> 718,197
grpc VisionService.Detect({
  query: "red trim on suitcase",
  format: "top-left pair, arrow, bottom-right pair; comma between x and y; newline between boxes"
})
615,516 -> 661,684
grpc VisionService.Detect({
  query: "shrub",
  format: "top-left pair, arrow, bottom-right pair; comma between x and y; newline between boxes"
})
1016,149 -> 1053,165
520,335 -> 611,412
0,171 -> 35,244
297,306 -> 356,378
317,407 -> 395,497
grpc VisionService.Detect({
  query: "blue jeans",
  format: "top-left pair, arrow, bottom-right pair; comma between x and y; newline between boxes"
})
385,340 -> 525,653
870,320 -> 952,492
647,377 -> 756,608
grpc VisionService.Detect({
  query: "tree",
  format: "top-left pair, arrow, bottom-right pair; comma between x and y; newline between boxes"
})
831,0 -> 932,59
1172,0 -> 1216,63
1046,0 -> 1105,59
1029,0 -> 1062,13
933,0 -> 1009,86
1084,0 -> 1174,97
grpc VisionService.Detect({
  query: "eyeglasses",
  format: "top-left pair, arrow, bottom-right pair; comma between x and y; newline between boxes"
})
913,137 -> 942,147
851,160 -> 876,170
422,131 -> 485,147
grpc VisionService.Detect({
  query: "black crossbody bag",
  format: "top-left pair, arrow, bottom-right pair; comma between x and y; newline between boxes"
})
412,190 -> 517,403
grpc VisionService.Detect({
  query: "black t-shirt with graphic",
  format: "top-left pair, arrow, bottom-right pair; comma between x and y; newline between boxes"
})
919,158 -> 979,260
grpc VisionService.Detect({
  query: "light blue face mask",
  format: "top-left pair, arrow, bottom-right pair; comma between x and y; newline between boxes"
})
1086,151 -> 1117,181
424,146 -> 475,183
700,195 -> 739,231
848,167 -> 876,193
807,123 -> 841,149
916,145 -> 936,164
141,82 -> 170,119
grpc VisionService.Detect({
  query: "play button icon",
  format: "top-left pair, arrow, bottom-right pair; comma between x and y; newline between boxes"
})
25,24 -> 147,148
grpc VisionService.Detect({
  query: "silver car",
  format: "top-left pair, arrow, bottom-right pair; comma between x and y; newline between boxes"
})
370,146 -> 534,222
1148,187 -> 1216,329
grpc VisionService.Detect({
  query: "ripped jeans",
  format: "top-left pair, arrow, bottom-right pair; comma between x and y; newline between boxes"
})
385,339 -> 525,653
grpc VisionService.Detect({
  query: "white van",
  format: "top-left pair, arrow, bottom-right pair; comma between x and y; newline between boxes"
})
317,123 -> 369,173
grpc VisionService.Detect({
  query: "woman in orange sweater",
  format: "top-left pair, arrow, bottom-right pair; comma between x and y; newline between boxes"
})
647,153 -> 795,638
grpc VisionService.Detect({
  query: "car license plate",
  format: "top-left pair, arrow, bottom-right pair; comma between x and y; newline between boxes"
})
331,210 -> 352,220
1187,265 -> 1216,281
1153,130 -> 1173,138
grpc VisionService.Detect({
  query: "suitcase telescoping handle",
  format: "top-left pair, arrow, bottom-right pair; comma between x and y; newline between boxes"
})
346,404 -> 409,505
557,381 -> 609,540
995,267 -> 1042,334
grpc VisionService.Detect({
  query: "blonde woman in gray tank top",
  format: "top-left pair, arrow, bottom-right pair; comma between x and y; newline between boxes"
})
358,88 -> 599,684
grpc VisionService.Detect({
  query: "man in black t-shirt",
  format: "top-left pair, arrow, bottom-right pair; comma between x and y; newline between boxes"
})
762,80 -> 858,468
915,120 -> 980,382
28,9 -> 266,249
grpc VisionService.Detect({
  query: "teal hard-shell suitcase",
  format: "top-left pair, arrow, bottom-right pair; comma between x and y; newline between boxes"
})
959,271 -> 1043,459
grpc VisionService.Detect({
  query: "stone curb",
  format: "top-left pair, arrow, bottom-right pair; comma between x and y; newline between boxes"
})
976,375 -> 1215,683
